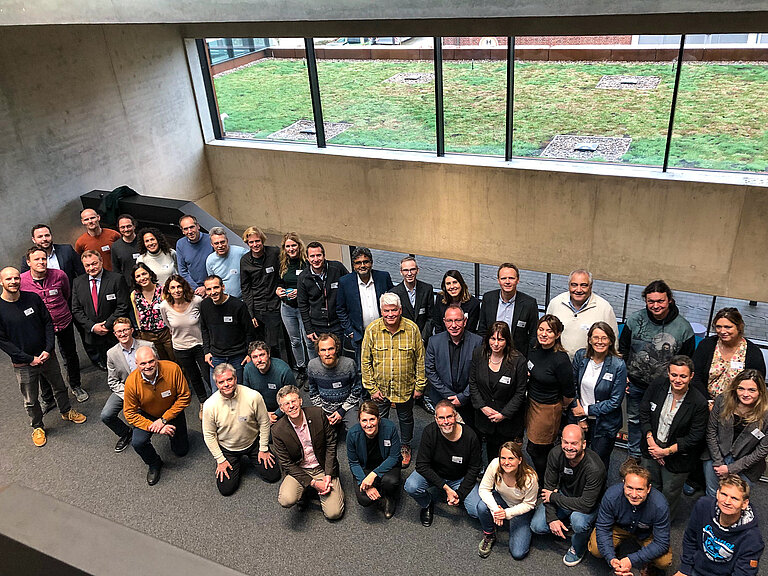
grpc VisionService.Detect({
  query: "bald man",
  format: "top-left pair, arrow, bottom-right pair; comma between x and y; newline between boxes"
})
74,208 -> 121,271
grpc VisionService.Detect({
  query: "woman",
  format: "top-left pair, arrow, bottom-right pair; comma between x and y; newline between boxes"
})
159,275 -> 210,416
137,227 -> 177,286
705,369 -> 768,496
346,400 -> 402,519
469,321 -> 528,461
525,314 -> 575,480
432,269 -> 481,334
470,442 -> 538,560
277,232 -> 311,380
570,321 -> 626,471
130,263 -> 175,362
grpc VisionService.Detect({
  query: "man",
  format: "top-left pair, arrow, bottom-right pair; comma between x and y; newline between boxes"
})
425,304 -> 482,428
546,269 -> 619,358
477,263 -> 538,356
530,424 -> 606,567
0,266 -> 86,446
389,256 -> 434,343
20,223 -> 84,282
104,318 -> 153,452
675,474 -> 764,576
20,247 -> 88,403
619,280 -> 696,462
242,340 -> 296,422
110,214 -> 141,285
205,226 -> 248,298
240,226 -> 282,358
71,250 -> 130,369
589,463 -> 672,576
199,275 -> 253,391
203,363 -> 281,496
297,241 -> 349,353
74,208 -> 121,271
403,400 -> 482,527
272,385 -> 345,520
176,214 -> 212,297
361,292 -> 426,466
123,346 -> 191,485
307,333 -> 362,431
640,355 -> 708,519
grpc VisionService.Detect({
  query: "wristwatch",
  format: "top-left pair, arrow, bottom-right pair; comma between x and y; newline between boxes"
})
161,417 -> 168,425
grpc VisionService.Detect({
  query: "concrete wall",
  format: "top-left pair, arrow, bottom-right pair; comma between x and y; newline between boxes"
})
0,25 -> 214,263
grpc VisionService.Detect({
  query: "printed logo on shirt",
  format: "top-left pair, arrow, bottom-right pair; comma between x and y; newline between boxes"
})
223,316 -> 233,323
603,373 -> 614,381
451,455 -> 463,464
332,381 -> 342,389
499,375 -> 511,384
106,294 -> 116,301
23,307 -> 34,316
48,289 -> 58,296
265,266 -> 274,274
650,402 -> 657,411
383,439 -> 391,447
101,245 -> 110,252
517,320 -> 527,328
161,390 -> 172,398
563,467 -> 573,475
330,282 -> 338,289
527,360 -> 534,371
702,524 -> 734,562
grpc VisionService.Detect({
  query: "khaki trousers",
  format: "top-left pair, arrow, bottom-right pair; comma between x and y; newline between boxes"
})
278,467 -> 344,520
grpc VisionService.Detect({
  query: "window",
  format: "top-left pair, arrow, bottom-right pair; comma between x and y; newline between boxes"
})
206,38 -> 268,65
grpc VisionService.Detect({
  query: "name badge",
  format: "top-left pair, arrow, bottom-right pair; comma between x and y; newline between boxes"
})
265,266 -> 274,273
153,303 -> 161,310
580,324 -> 590,332
527,360 -> 534,371
517,320 -> 526,328
223,316 -> 233,323
603,373 -> 614,381
296,270 -> 302,276
563,467 -> 573,475
650,402 -> 657,411
383,439 -> 391,447
24,307 -> 34,316
132,253 -> 140,260
229,269 -> 238,276
499,375 -> 511,384
268,383 -> 277,390
731,360 -> 745,370
48,289 -> 58,296
451,455 -> 463,464
463,312 -> 469,320
238,416 -> 247,422
330,282 -> 338,289
101,245 -> 110,252
418,307 -> 426,315
332,381 -> 342,389
161,390 -> 171,398
752,428 -> 765,440
106,294 -> 116,301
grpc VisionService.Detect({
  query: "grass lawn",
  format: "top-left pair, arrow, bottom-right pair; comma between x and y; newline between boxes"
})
213,58 -> 768,172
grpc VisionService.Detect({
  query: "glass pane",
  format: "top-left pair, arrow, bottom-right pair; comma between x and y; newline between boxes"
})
714,296 -> 768,342
370,249 -> 476,296
591,278 -> 628,320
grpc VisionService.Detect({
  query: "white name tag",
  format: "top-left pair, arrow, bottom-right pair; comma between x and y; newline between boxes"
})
418,307 -> 426,315
527,360 -> 534,371
731,360 -> 745,370
132,253 -> 140,260
23,307 -> 34,316
752,428 -> 765,440
161,390 -> 171,398
265,266 -> 274,273
517,320 -> 527,328
229,269 -> 238,276
48,289 -> 58,296
650,402 -> 657,411
330,282 -> 338,289
238,416 -> 247,422
101,245 -> 110,252
463,312 -> 469,320
153,303 -> 161,310
332,381 -> 342,389
451,455 -> 463,464
223,316 -> 233,323
383,439 -> 391,447
268,383 -> 277,390
580,324 -> 590,332
499,375 -> 511,384
296,270 -> 302,276
106,294 -> 116,301
563,467 -> 573,475
603,373 -> 614,381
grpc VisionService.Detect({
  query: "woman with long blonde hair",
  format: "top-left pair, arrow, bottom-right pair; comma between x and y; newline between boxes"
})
276,232 -> 311,381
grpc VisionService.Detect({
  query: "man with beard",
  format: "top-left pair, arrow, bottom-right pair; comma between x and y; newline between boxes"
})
307,333 -> 361,432
242,340 -> 297,423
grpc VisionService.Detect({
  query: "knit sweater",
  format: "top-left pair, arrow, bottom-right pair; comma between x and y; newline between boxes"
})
123,360 -> 191,430
202,385 -> 272,462
307,356 -> 361,416
0,291 -> 54,364
543,445 -> 606,523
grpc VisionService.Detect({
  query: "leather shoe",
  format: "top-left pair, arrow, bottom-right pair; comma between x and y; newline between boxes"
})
93,361 -> 108,372
420,501 -> 434,527
383,496 -> 396,519
147,460 -> 163,486
115,430 -> 132,452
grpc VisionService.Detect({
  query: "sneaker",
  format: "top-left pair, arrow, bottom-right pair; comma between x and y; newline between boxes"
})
682,482 -> 696,496
32,427 -> 47,447
40,400 -> 56,415
563,547 -> 586,567
401,444 -> 412,467
71,386 -> 89,402
61,409 -> 87,424
478,532 -> 496,558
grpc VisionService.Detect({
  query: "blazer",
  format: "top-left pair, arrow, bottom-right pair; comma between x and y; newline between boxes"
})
570,350 -> 627,438
106,338 -> 153,397
477,289 -> 539,357
346,418 -> 402,485
425,330 -> 482,406
640,378 -> 709,474
390,279 -> 434,340
336,269 -> 394,343
20,243 -> 85,285
692,335 -> 767,401
71,270 -> 130,345
707,394 -> 768,482
469,345 -> 528,437
272,406 -> 339,488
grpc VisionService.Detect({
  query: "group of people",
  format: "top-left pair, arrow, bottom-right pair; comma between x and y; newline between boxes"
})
0,208 -> 765,575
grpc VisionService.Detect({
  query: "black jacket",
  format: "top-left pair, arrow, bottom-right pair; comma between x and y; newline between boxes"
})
432,296 -> 481,335
691,335 -> 766,401
477,289 -> 539,357
390,279 -> 434,340
296,260 -> 349,336
71,271 -> 130,345
240,246 -> 281,318
20,243 -> 84,285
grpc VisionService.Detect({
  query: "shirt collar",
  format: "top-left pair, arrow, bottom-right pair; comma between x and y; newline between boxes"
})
142,372 -> 158,386
357,274 -> 374,288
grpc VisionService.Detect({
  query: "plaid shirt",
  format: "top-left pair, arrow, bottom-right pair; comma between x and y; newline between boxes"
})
361,316 -> 426,403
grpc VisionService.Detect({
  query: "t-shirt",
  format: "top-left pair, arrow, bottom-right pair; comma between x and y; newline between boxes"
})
206,246 -> 248,298
159,296 -> 203,350
365,434 -> 383,470
75,228 -> 121,271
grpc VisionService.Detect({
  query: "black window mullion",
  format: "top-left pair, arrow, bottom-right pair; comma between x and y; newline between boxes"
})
505,36 -> 515,161
196,39 -> 223,140
434,37 -> 445,157
304,38 -> 326,148
663,34 -> 686,172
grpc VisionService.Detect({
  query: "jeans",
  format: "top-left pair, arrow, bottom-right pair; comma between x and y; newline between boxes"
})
217,441 -> 282,496
404,470 -> 479,515
642,457 -> 689,519
374,396 -> 414,446
703,455 -> 750,497
175,345 -> 210,403
101,393 -> 130,438
131,412 -> 189,467
209,354 -> 246,396
355,466 -> 401,507
530,502 -> 598,556
470,485 -> 533,560
626,383 -> 646,459
16,354 -> 72,428
585,419 -> 616,472
280,303 -> 311,369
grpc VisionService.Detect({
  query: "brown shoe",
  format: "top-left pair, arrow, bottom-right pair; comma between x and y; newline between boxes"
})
61,409 -> 86,424
32,427 -> 47,447
639,564 -> 658,576
401,444 -> 412,467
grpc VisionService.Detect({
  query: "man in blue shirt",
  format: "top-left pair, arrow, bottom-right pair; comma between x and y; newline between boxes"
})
205,226 -> 248,298
176,215 -> 212,297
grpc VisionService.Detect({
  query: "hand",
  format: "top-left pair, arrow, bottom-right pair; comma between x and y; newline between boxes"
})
481,406 -> 500,418
327,411 -> 342,426
549,519 -> 568,539
488,412 -> 505,423
286,289 -> 297,300
614,557 -> 632,575
269,412 -> 278,424
316,475 -> 333,495
371,390 -> 385,402
205,353 -> 214,367
276,287 -> 286,298
413,389 -> 423,399
160,424 -> 176,436
714,464 -> 729,477
257,451 -> 275,468
360,471 -> 378,491
149,418 -> 165,433
364,486 -> 381,501
579,420 -> 589,432
92,322 -> 109,336
241,355 -> 250,365
572,401 -> 586,418
251,318 -> 259,328
30,354 -> 45,366
648,443 -> 666,460
541,488 -> 554,503
216,460 -> 232,481
447,395 -> 461,407
492,508 -> 506,526
194,286 -> 207,297
444,485 -> 460,506
307,332 -> 318,342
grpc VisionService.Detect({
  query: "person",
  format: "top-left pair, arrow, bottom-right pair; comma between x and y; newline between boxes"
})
675,474 -> 764,576
122,346 -> 191,485
71,250 -> 130,369
74,208 -> 121,271
469,321 -> 527,460
404,400 -> 483,527
425,304 -> 483,427
111,214 -> 141,285
620,280 -> 696,462
199,274 -> 253,390
276,232 -> 310,380
308,333 -> 362,432
546,269 -> 619,359
530,424 -> 607,567
20,223 -> 85,282
470,442 -> 538,560
477,263 -> 538,356
361,292 -> 426,466
159,275 -> 210,417
525,314 -> 575,480
346,400 -> 401,518
205,226 -> 248,298
202,363 -> 281,496
104,318 -> 152,452
389,256 -> 434,342
705,369 -> 768,497
175,214 -> 212,297
0,267 -> 86,447
570,322 -> 627,471
432,269 -> 480,334
242,340 -> 296,422
240,226 -> 283,358
272,385 -> 345,520
589,463 -> 672,576
129,263 -> 175,361
639,355 -> 708,518
136,227 -> 177,286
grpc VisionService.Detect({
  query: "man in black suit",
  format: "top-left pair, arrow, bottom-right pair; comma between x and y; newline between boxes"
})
390,256 -> 434,344
477,262 -> 538,356
71,249 -> 130,368
20,224 -> 85,283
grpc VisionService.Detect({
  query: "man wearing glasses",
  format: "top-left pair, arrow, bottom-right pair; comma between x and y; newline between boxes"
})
389,256 -> 434,344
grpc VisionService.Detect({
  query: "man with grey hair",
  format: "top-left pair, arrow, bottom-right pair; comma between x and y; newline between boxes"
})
205,226 -> 248,298
546,269 -> 619,358
176,214 -> 212,297
361,292 -> 426,466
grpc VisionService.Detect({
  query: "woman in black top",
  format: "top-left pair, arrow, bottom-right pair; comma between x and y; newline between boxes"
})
525,314 -> 574,480
276,232 -> 310,381
469,321 -> 528,462
432,269 -> 481,334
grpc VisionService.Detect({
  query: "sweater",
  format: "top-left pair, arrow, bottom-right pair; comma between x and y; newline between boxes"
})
175,232 -> 212,289
527,345 -> 575,404
111,237 -> 141,284
75,228 -> 121,270
415,421 -> 482,501
346,418 -> 402,485
546,291 -> 619,359
0,291 -> 55,364
543,445 -> 606,523
122,360 -> 191,430
205,246 -> 248,298
202,385 -> 272,462
20,269 -> 72,331
199,295 -> 252,357
159,296 -> 203,350
478,457 -> 538,520
242,357 -> 296,414
307,356 -> 362,416
137,249 -> 177,287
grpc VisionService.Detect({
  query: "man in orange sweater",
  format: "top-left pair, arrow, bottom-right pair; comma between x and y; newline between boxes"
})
123,346 -> 191,485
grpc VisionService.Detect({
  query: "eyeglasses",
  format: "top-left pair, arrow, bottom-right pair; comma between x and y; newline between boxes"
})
591,336 -> 610,343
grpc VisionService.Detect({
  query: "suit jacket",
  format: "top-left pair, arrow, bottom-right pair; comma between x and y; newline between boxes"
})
469,346 -> 528,437
336,269 -> 394,343
477,289 -> 539,357
425,330 -> 482,406
390,280 -> 434,340
71,270 -> 130,345
20,243 -> 84,285
707,394 -> 768,482
106,338 -> 153,397
272,406 -> 339,488
570,350 -> 627,438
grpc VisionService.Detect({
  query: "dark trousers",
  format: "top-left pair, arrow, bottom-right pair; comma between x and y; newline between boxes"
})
585,419 -> 616,472
217,441 -> 282,496
16,354 -> 72,428
527,441 -> 554,482
73,319 -> 100,365
174,345 -> 210,403
131,412 -> 189,466
355,466 -> 401,507
255,310 -> 283,359
55,322 -> 81,388
375,396 -> 415,446
484,433 -> 520,465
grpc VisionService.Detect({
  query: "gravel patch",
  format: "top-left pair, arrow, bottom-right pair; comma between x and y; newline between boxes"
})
541,135 -> 632,162
385,72 -> 435,84
596,75 -> 661,90
264,119 -> 352,141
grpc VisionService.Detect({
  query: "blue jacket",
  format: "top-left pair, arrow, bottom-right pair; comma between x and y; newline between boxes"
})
336,270 -> 393,343
425,330 -> 482,406
595,483 -> 670,567
346,418 -> 401,485
571,350 -> 627,438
